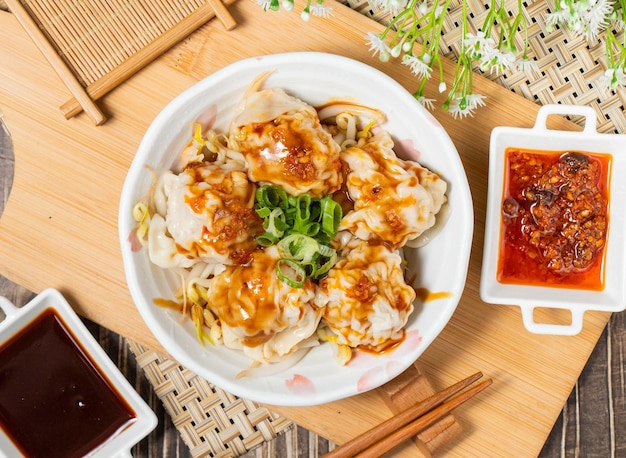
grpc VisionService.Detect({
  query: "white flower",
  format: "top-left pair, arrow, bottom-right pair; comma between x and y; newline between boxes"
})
310,3 -> 334,17
462,32 -> 500,72
366,32 -> 391,58
465,93 -> 486,109
491,51 -> 516,73
438,81 -> 447,93
546,0 -> 613,41
256,0 -> 272,11
448,102 -> 473,119
389,0 -> 409,13
301,9 -> 310,20
463,31 -> 488,49
479,50 -> 515,74
416,96 -> 436,111
545,10 -> 569,28
463,31 -> 497,61
402,54 -> 432,78
516,56 -> 539,73
613,6 -> 626,28
374,0 -> 408,14
585,0 -> 613,39
448,93 -> 485,118
599,67 -> 626,90
282,0 -> 294,10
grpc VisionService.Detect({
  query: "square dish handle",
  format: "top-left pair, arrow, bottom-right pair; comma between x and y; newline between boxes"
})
533,104 -> 597,135
520,304 -> 585,336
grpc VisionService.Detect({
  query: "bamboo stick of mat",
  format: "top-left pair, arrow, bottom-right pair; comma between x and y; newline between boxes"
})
323,372 -> 491,458
5,0 -> 106,125
207,0 -> 237,30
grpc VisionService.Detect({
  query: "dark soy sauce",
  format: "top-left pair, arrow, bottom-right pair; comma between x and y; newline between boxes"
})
0,308 -> 136,458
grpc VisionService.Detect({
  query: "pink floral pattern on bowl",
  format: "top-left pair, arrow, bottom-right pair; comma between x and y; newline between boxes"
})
285,374 -> 316,398
283,329 -> 424,399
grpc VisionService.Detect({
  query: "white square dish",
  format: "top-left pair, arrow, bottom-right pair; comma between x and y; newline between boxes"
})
0,288 -> 157,457
480,104 -> 626,335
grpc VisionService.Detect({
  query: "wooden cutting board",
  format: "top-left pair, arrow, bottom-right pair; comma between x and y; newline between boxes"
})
0,3 -> 611,457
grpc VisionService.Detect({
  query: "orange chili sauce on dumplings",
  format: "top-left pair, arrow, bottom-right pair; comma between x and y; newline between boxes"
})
497,148 -> 611,290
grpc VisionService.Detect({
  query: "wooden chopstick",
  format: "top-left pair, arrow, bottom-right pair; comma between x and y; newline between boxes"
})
356,378 -> 492,457
323,372 -> 490,458
5,0 -> 106,125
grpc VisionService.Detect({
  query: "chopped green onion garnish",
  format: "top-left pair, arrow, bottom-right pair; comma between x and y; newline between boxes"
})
256,232 -> 279,247
317,243 -> 335,258
278,233 -> 320,264
312,251 -> 337,279
255,207 -> 271,218
302,222 -> 320,237
254,185 -> 343,287
321,196 -> 342,237
294,194 -> 311,232
276,259 -> 306,288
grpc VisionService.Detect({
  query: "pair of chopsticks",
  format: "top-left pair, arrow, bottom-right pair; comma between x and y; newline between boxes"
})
323,372 -> 492,458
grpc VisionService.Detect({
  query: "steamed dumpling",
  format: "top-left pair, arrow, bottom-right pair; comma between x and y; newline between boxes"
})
229,87 -> 343,197
317,241 -> 415,349
339,130 -> 447,248
207,246 -> 322,363
148,161 -> 261,269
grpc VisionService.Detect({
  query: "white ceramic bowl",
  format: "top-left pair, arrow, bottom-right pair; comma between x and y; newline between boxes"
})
119,52 -> 473,406
481,104 -> 626,336
0,288 -> 157,457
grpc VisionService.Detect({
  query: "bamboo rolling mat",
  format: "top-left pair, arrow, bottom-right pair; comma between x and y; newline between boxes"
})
3,0 -> 626,457
3,0 -> 236,125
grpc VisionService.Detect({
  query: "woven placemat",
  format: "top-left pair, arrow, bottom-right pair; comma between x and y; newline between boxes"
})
341,0 -> 626,134
127,340 -> 294,458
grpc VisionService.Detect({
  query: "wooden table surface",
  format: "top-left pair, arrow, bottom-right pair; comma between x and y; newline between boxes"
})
2,89 -> 626,458
1,2 -> 626,456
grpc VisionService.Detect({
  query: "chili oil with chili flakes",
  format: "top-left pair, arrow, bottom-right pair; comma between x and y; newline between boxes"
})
497,148 -> 611,290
